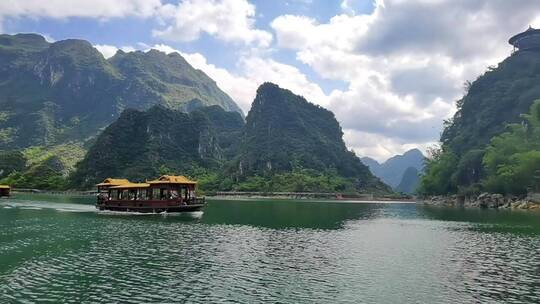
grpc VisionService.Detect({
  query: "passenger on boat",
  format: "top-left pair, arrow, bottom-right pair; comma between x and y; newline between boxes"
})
97,192 -> 108,203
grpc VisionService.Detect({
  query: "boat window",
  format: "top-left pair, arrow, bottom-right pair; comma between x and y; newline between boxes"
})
128,190 -> 136,200
109,190 -> 117,200
137,189 -> 144,200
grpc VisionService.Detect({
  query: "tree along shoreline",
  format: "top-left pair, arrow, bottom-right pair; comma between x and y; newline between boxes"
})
419,192 -> 540,210
9,189 -> 413,202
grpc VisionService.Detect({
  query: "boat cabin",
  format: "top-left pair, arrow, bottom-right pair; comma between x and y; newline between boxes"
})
147,175 -> 198,201
0,185 -> 10,197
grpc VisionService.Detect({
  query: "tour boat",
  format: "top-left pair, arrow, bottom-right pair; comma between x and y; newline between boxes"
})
96,175 -> 206,213
0,185 -> 10,198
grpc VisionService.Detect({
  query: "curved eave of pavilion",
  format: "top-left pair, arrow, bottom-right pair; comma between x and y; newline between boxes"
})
509,28 -> 540,45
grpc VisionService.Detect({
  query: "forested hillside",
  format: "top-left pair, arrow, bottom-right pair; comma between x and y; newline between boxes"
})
70,105 -> 244,189
230,83 -> 391,194
0,33 -> 243,189
419,50 -> 540,195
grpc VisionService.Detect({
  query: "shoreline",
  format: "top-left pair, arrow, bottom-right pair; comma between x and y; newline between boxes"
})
10,190 -> 415,203
209,195 -> 416,203
419,193 -> 540,210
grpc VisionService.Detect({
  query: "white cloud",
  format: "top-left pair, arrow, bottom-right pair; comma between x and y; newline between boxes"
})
148,43 -> 327,113
271,0 -> 540,160
11,0 -> 540,161
94,44 -> 136,59
343,129 -> 434,163
153,0 -> 272,47
41,33 -> 55,42
0,0 -> 161,19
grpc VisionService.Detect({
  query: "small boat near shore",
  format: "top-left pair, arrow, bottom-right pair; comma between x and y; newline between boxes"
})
0,185 -> 10,198
96,175 -> 206,213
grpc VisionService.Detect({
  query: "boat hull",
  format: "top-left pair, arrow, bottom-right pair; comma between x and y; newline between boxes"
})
96,199 -> 206,213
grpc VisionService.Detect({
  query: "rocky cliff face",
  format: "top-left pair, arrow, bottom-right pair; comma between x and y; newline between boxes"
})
0,33 -> 243,149
232,83 -> 390,193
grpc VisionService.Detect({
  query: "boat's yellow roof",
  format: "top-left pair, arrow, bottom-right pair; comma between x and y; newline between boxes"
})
110,183 -> 150,189
96,178 -> 131,187
0,185 -> 10,189
147,175 -> 197,185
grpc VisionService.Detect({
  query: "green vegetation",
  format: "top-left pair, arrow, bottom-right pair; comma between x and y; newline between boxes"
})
418,148 -> 458,195
0,33 -> 244,189
232,169 -> 356,193
482,100 -> 540,194
70,105 -> 244,189
0,34 -> 388,194
419,50 -> 540,196
0,33 -> 242,151
0,143 -> 86,190
420,99 -> 540,196
0,150 -> 26,178
72,84 -> 391,194
229,83 -> 391,194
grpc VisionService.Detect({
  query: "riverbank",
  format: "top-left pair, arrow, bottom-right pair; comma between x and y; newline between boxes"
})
212,191 -> 414,202
419,193 -> 540,210
9,189 -> 414,203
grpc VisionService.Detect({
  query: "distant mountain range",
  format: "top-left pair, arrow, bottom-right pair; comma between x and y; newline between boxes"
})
0,33 -> 243,189
361,149 -> 425,194
0,33 -> 242,150
72,83 -> 391,194
0,33 -> 393,194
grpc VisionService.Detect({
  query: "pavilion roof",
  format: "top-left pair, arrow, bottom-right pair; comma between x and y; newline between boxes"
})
147,175 -> 197,185
509,26 -> 540,45
0,185 -> 10,189
110,183 -> 150,189
96,178 -> 131,187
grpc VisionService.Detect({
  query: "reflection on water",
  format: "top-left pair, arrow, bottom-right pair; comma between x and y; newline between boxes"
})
0,195 -> 539,303
202,199 -> 418,229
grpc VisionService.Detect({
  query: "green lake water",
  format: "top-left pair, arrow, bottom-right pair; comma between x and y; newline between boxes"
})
1,194 -> 539,303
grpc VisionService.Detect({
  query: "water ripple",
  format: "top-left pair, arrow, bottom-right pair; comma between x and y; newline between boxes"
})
0,201 -> 539,303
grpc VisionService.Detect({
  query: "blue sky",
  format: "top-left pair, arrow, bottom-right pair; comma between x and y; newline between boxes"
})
1,0 -> 538,161
1,0 -> 371,94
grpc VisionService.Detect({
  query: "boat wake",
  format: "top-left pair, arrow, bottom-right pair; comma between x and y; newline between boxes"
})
0,200 -> 95,213
1,199 -> 205,220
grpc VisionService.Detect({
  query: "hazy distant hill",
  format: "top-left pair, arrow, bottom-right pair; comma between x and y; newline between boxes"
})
0,33 -> 242,150
361,149 -> 424,193
395,167 -> 420,194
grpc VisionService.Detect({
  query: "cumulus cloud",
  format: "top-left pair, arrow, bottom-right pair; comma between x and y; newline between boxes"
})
148,43 -> 327,112
94,44 -> 136,58
356,0 -> 540,60
0,0 -> 271,48
5,0 -> 540,160
271,0 -> 540,160
153,0 -> 272,47
0,0 -> 161,19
